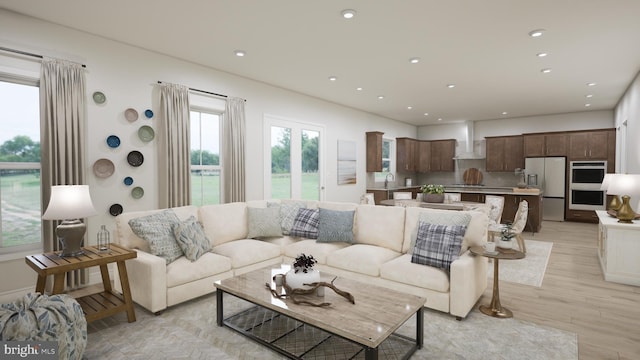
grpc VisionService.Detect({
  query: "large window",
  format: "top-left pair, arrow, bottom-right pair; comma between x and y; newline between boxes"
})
0,79 -> 42,254
190,110 -> 221,206
374,138 -> 393,182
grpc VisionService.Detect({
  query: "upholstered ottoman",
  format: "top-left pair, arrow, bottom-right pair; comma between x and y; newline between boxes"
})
0,293 -> 87,360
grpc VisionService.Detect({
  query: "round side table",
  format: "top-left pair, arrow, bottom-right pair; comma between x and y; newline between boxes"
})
470,245 -> 525,318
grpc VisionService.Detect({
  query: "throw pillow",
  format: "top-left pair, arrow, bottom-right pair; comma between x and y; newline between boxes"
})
273,201 -> 306,235
408,211 -> 472,254
247,206 -> 283,238
411,222 -> 467,271
317,208 -> 355,243
128,209 -> 183,265
172,216 -> 211,262
289,208 -> 320,239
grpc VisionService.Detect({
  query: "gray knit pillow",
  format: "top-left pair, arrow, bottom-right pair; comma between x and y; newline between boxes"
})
128,209 -> 183,264
317,208 -> 354,243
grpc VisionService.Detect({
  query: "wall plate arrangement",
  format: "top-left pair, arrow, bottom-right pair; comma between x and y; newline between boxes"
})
109,203 -> 123,216
123,176 -> 133,186
125,108 -> 139,122
127,150 -> 144,167
138,125 -> 155,142
92,91 -> 106,104
131,186 -> 144,199
106,135 -> 121,148
93,158 -> 115,178
144,109 -> 154,119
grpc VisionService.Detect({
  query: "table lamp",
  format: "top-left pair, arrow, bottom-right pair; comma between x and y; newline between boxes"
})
42,185 -> 98,256
606,174 -> 640,223
600,173 -> 621,211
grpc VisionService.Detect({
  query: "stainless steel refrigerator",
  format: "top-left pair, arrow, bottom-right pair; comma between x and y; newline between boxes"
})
525,157 -> 566,221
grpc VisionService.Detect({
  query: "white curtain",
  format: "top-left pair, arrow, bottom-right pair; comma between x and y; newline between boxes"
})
40,58 -> 88,289
158,83 -> 191,208
222,97 -> 246,202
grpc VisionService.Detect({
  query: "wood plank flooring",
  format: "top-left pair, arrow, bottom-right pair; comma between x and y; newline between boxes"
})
490,220 -> 640,360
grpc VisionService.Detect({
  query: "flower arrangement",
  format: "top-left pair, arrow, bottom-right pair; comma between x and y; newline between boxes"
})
420,184 -> 445,194
292,253 -> 317,273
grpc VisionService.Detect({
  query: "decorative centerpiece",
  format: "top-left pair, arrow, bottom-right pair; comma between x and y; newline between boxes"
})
497,221 -> 515,249
420,184 -> 445,203
285,253 -> 320,290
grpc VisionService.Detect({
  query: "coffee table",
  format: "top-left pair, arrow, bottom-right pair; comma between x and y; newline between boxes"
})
215,266 -> 425,359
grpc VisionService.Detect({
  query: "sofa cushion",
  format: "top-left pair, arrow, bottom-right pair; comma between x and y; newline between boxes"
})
354,205 -> 405,252
166,252 -> 232,288
283,239 -> 350,264
247,206 -> 283,238
128,209 -> 183,265
289,208 -> 319,239
411,222 -> 466,271
327,244 -> 401,276
406,211 -> 471,254
271,201 -> 306,235
317,208 -> 354,243
199,203 -> 248,246
380,254 -> 450,292
212,239 -> 282,268
172,216 -> 211,262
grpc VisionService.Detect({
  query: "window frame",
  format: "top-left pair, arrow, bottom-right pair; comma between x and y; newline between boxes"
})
374,137 -> 395,183
189,107 -> 223,206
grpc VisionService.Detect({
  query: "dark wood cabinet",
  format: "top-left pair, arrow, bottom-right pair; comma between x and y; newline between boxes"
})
566,209 -> 599,223
568,130 -> 609,160
502,194 -> 542,232
523,134 -> 545,157
396,138 -> 455,173
485,135 -> 524,172
523,133 -> 567,157
545,133 -> 568,156
430,140 -> 456,172
396,137 -> 417,172
460,193 -> 485,203
366,131 -> 384,172
417,140 -> 431,173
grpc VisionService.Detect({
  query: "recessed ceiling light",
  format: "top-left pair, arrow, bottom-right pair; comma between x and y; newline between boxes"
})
407,106 -> 413,110
585,103 -> 591,107
528,29 -> 545,37
587,82 -> 597,86
328,76 -> 337,81
424,113 -> 429,116
541,68 -> 552,73
409,57 -> 420,64
537,52 -> 548,57
447,84 -> 455,88
377,95 -> 384,100
586,94 -> 593,98
234,50 -> 246,57
356,87 -> 363,91
341,9 -> 356,19
437,118 -> 443,121
502,111 -> 508,115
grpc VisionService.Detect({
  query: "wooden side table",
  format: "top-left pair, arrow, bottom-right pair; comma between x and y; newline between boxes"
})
25,243 -> 137,323
470,245 -> 525,318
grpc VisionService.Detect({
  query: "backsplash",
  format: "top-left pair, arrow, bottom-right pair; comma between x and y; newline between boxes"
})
417,159 -> 522,188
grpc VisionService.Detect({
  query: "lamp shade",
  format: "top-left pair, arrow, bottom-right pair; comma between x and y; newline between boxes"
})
42,185 -> 98,220
606,174 -> 640,196
600,173 -> 615,191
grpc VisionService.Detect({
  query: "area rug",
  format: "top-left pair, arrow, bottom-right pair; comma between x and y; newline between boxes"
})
84,291 -> 577,359
488,239 -> 553,287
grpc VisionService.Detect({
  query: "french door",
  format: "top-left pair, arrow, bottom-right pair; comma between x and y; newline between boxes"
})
264,115 -> 324,200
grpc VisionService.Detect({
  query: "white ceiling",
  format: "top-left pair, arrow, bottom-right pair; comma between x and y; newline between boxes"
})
2,0 -> 640,126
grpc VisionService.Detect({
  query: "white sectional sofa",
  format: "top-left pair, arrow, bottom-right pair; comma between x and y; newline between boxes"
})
114,199 -> 489,319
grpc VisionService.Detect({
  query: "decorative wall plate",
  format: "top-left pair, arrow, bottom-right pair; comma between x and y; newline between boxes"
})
127,150 -> 144,167
131,186 -> 144,199
123,176 -> 133,186
93,158 -> 115,178
125,108 -> 139,122
93,91 -> 106,104
106,135 -> 121,148
138,125 -> 155,142
109,203 -> 123,216
144,109 -> 154,119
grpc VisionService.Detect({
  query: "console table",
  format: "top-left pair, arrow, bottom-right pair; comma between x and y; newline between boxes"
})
25,244 -> 137,323
596,210 -> 640,286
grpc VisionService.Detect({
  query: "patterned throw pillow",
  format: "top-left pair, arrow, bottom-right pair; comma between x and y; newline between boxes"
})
173,216 -> 211,262
272,201 -> 306,235
128,209 -> 183,265
317,208 -> 354,243
411,222 -> 467,271
408,211 -> 472,254
247,206 -> 283,238
289,208 -> 320,239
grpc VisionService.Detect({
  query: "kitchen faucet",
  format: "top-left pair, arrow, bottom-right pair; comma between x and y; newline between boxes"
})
384,173 -> 395,189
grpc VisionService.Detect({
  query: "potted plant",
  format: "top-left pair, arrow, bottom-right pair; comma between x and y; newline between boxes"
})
497,221 -> 515,249
286,253 -> 320,289
420,184 -> 445,203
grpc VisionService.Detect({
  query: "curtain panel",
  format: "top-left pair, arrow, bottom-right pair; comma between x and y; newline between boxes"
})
40,58 -> 88,289
222,97 -> 246,202
158,83 -> 191,208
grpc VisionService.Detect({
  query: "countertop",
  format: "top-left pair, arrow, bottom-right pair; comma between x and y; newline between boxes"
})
366,185 -> 542,196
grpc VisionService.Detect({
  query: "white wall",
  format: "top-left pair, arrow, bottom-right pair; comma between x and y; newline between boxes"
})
0,9 -> 416,298
615,71 -> 640,175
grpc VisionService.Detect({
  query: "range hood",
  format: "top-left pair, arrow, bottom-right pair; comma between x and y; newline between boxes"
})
454,120 -> 485,160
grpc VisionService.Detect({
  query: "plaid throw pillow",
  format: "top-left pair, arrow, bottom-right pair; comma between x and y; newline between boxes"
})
411,222 -> 467,271
289,208 -> 320,239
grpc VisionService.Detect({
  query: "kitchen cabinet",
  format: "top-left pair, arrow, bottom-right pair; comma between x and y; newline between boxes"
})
416,140 -> 431,173
368,187 -> 420,204
460,193 -> 485,203
523,133 -> 567,157
568,130 -> 610,160
429,140 -> 456,172
485,135 -> 524,172
396,137 -> 417,172
366,131 -> 384,172
565,209 -> 599,223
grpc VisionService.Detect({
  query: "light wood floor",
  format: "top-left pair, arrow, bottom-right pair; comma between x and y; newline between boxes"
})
490,220 -> 640,360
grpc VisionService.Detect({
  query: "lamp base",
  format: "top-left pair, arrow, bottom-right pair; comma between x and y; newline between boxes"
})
616,195 -> 636,224
56,219 -> 86,257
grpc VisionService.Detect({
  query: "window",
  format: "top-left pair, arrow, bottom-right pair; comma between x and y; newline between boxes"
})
375,138 -> 393,182
190,110 -> 221,206
0,79 -> 42,254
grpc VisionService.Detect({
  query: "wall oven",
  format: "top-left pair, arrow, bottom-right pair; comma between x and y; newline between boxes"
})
569,161 -> 607,210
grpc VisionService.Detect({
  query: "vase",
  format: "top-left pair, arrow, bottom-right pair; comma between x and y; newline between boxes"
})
497,239 -> 512,249
423,194 -> 445,203
285,269 -> 320,289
